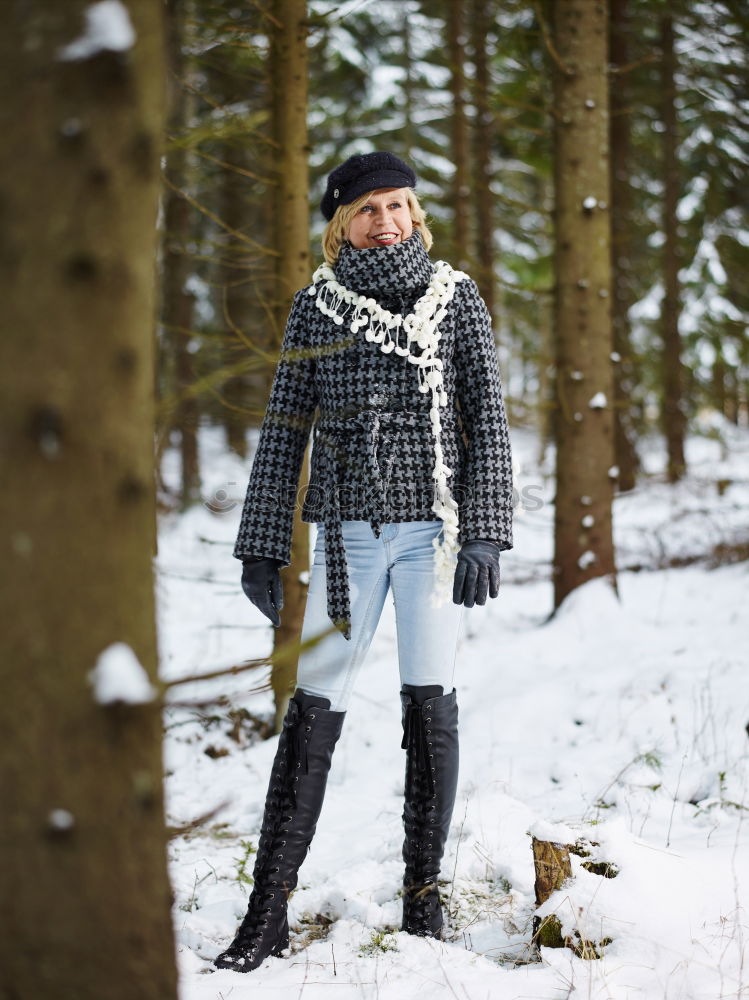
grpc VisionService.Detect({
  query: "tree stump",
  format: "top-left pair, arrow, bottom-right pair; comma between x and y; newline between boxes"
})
531,837 -> 572,948
531,836 -> 618,956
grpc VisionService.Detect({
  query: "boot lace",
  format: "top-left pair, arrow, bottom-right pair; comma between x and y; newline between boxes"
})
402,702 -> 435,797
402,701 -> 439,917
226,700 -> 317,957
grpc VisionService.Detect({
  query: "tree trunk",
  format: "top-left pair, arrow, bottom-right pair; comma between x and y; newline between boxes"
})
531,836 -> 616,955
660,13 -> 687,483
551,0 -> 618,609
608,0 -> 639,492
269,0 -> 311,730
0,4 -> 178,998
219,141 -> 255,461
162,0 -> 200,508
470,0 -> 495,321
448,0 -> 470,271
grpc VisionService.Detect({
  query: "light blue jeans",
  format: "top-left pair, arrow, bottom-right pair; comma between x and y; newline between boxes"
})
296,520 -> 464,711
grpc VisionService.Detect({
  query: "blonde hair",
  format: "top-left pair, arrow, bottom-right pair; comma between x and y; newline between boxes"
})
321,188 -> 433,265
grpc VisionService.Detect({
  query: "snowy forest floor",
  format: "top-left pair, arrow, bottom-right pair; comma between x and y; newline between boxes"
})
158,418 -> 749,1000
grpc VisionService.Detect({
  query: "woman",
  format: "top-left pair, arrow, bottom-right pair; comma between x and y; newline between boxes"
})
215,152 -> 513,973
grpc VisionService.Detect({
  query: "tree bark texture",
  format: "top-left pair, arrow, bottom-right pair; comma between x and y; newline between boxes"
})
531,836 -> 572,948
608,0 -> 639,492
270,0 -> 310,310
0,4 -> 178,999
269,0 -> 311,728
551,0 -> 618,609
533,837 -> 573,905
659,14 -> 687,483
531,836 -> 615,955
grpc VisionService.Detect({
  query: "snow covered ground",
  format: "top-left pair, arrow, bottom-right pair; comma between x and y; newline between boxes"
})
158,419 -> 749,1000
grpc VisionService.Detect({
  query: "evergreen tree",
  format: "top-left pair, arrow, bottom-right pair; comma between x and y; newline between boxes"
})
549,0 -> 618,607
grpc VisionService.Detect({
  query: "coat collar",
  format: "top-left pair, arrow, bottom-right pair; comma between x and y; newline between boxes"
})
333,229 -> 434,294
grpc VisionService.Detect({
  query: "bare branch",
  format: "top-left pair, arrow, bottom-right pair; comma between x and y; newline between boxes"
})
161,625 -> 337,691
167,801 -> 230,839
161,172 -> 278,256
534,1 -> 574,77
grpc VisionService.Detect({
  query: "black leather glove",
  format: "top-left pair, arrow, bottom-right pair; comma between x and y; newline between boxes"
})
241,557 -> 283,627
452,539 -> 501,608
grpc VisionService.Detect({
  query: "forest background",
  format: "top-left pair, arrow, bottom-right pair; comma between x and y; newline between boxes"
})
0,1 -> 747,998
159,0 -> 748,709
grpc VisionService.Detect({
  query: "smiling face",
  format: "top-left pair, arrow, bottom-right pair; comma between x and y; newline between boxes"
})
345,188 -> 414,249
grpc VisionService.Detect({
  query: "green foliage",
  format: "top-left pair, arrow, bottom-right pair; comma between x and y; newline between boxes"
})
234,838 -> 257,886
358,929 -> 399,957
161,0 -> 749,487
635,749 -> 664,771
622,0 -> 749,425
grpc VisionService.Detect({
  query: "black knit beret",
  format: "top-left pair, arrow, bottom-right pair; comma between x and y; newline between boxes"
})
320,151 -> 417,221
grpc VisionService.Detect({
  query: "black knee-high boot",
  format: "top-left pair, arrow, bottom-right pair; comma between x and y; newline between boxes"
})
214,690 -> 344,973
399,685 -> 459,939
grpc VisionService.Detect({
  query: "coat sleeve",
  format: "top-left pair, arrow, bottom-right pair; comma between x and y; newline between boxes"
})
233,288 -> 318,565
452,277 -> 514,550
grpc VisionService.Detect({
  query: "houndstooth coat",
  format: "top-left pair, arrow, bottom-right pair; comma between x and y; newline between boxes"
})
234,230 -> 513,639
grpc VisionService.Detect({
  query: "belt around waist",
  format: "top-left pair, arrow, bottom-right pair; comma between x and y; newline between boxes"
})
317,406 -> 428,427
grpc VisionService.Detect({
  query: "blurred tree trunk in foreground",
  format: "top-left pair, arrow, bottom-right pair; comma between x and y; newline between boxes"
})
550,0 -> 618,608
0,4 -> 178,998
